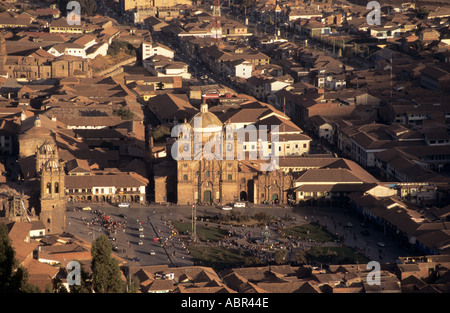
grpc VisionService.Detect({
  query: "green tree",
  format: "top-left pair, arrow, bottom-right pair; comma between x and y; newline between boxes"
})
70,263 -> 93,293
112,108 -> 134,120
126,275 -> 140,293
153,125 -> 171,142
417,7 -> 429,19
292,249 -> 307,265
91,235 -> 124,293
273,249 -> 287,265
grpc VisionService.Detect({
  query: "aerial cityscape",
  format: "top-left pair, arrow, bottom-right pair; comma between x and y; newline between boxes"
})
0,0 -> 450,299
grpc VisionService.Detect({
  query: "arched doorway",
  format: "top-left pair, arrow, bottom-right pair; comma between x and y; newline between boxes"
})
203,190 -> 212,204
240,191 -> 248,201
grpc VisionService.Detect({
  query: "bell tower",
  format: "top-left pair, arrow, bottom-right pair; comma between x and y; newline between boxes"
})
37,142 -> 66,234
0,32 -> 6,73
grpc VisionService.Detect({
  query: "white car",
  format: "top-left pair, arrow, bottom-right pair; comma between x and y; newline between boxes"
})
139,233 -> 145,238
118,202 -> 130,208
222,206 -> 232,211
138,240 -> 143,246
234,202 -> 245,208
81,206 -> 91,211
150,250 -> 155,255
377,242 -> 386,247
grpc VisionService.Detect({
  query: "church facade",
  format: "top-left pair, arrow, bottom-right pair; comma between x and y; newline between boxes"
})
167,103 -> 295,205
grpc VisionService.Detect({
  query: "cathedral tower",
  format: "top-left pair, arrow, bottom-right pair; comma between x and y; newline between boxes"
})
37,142 -> 66,234
0,32 -> 6,73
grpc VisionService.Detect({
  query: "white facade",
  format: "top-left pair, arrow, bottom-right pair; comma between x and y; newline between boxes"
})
86,42 -> 109,59
142,42 -> 175,60
234,61 -> 252,78
48,45 -> 87,58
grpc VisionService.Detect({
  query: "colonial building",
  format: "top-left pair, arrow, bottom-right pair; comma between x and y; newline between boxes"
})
160,103 -> 303,205
36,142 -> 66,234
0,33 -> 91,81
174,103 -> 240,204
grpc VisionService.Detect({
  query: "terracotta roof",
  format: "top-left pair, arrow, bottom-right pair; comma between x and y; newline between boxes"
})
65,172 -> 148,188
148,93 -> 198,121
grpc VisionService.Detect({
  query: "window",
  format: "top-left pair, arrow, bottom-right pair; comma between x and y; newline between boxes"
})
54,182 -> 59,193
183,174 -> 188,181
228,174 -> 232,180
205,170 -> 210,178
46,183 -> 51,194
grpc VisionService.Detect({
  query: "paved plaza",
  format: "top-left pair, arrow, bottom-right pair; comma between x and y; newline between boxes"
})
66,201 -> 411,268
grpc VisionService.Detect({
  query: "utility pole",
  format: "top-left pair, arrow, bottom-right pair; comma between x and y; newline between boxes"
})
191,204 -> 197,241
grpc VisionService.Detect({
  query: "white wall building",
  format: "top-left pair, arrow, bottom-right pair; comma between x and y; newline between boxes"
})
142,42 -> 175,61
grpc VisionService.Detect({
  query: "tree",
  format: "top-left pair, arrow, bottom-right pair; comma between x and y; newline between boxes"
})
126,275 -> 140,293
112,107 -> 134,120
273,249 -> 288,265
69,263 -> 93,293
292,249 -> 307,265
153,125 -> 171,142
417,7 -> 429,20
91,235 -> 124,293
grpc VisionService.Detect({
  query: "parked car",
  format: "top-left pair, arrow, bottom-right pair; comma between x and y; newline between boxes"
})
234,202 -> 245,208
222,206 -> 232,211
150,250 -> 155,255
138,240 -> 143,245
377,242 -> 385,247
139,226 -> 144,232
118,202 -> 130,208
81,206 -> 91,211
139,233 -> 145,238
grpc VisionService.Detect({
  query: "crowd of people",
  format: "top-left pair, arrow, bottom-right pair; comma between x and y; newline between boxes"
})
82,210 -> 127,241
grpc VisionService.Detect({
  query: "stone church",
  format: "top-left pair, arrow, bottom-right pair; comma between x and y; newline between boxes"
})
155,103 -> 295,205
15,115 -> 67,234
35,142 -> 66,234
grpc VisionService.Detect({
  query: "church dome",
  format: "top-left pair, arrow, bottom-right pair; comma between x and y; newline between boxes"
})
189,103 -> 222,132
